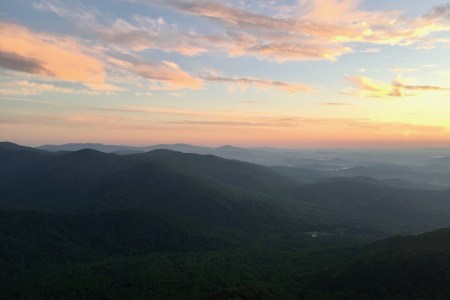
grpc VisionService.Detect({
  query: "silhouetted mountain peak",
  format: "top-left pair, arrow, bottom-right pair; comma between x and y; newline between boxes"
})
216,145 -> 244,151
144,148 -> 178,155
0,141 -> 21,149
0,141 -> 43,153
69,148 -> 106,155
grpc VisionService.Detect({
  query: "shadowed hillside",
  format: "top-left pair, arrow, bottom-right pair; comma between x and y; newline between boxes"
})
1,143 -> 450,299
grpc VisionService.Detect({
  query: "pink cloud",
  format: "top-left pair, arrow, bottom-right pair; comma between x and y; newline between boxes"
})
0,22 -> 109,90
32,0 -> 450,64
156,0 -> 450,57
109,58 -> 203,91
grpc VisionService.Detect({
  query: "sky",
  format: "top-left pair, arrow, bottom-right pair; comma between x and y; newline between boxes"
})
1,0 -> 450,148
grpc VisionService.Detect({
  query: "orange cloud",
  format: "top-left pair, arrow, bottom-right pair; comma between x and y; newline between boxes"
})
109,58 -> 203,91
10,0 -> 450,100
32,0 -> 450,64
347,76 -> 450,98
0,22 -> 108,90
32,0 -> 353,62
300,0 -> 362,23
347,76 -> 393,98
155,0 -> 450,58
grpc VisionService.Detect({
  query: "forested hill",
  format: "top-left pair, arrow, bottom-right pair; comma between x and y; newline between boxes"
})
1,142 -> 450,234
1,142 -> 450,299
305,228 -> 450,299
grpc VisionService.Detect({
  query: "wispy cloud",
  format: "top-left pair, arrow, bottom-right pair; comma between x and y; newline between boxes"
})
0,20 -> 204,92
423,3 -> 450,19
0,81 -> 97,96
3,2 -> 316,93
109,57 -> 203,91
359,48 -> 380,54
144,0 -> 450,60
201,74 -> 312,93
34,0 -> 352,62
346,76 -> 450,98
127,0 -> 355,61
389,66 -> 419,74
27,0 -> 450,100
393,81 -> 450,92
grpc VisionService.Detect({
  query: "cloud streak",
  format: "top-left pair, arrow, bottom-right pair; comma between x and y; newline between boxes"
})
347,76 -> 450,98
201,74 -> 312,93
0,81 -> 97,96
109,57 -> 203,91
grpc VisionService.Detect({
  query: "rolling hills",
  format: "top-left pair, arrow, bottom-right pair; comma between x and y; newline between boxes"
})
0,141 -> 449,299
1,142 -> 450,234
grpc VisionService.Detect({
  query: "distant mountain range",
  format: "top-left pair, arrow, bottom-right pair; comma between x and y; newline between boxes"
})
34,141 -> 450,190
1,141 -> 450,233
39,142 -> 213,154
